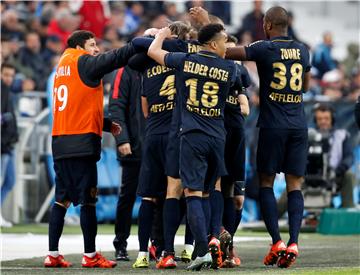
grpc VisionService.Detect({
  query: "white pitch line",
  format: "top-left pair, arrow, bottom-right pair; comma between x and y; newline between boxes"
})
0,234 -> 270,261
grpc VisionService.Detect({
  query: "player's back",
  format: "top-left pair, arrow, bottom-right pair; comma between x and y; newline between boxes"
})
170,51 -> 237,140
245,37 -> 311,129
170,40 -> 201,133
142,59 -> 175,136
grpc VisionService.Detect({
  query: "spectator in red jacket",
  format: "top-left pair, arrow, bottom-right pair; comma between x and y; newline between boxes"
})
47,8 -> 79,49
70,0 -> 110,38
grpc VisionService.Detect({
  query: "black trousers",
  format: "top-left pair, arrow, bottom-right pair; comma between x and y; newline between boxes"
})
113,161 -> 141,250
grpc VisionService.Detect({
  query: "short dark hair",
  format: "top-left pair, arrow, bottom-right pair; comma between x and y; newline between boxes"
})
227,34 -> 238,44
198,23 -> 225,45
265,6 -> 289,29
67,30 -> 95,48
1,63 -> 15,72
313,103 -> 334,114
313,103 -> 335,125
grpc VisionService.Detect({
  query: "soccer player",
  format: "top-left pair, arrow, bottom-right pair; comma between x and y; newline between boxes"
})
44,30 -> 137,268
131,23 -> 200,269
220,35 -> 251,268
131,31 -> 178,268
226,6 -> 311,268
147,24 -> 242,271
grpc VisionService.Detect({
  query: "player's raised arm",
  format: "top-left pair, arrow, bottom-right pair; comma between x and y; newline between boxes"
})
225,46 -> 247,61
147,27 -> 173,66
189,6 -> 211,26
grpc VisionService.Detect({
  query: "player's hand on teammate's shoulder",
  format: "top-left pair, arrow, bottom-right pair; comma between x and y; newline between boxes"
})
111,121 -> 122,136
118,143 -> 132,156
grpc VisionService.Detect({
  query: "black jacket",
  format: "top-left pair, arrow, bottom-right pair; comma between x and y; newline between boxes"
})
108,66 -> 144,163
1,83 -> 18,154
15,46 -> 49,90
52,43 -> 137,161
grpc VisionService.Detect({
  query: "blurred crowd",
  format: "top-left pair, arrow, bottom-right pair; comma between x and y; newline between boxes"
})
1,0 -> 360,117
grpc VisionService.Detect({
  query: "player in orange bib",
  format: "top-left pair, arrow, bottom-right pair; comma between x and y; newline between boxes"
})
44,30 -> 136,268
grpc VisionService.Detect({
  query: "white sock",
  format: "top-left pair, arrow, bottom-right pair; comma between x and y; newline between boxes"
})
49,251 -> 59,257
185,244 -> 194,253
138,251 -> 149,258
84,252 -> 97,258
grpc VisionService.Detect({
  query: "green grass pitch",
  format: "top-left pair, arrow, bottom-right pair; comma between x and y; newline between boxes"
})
1,225 -> 359,275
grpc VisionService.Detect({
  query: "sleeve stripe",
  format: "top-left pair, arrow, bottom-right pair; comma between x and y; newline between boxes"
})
112,67 -> 125,99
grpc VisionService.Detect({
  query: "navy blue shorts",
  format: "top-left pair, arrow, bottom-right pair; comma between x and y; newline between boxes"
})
222,126 -> 246,185
257,128 -> 308,176
165,127 -> 180,178
180,131 -> 227,192
137,134 -> 168,198
54,157 -> 98,206
234,180 -> 246,196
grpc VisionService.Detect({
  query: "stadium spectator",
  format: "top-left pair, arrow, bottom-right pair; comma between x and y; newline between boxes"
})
348,68 -> 360,102
47,8 -> 80,49
1,35 -> 21,66
312,32 -> 337,79
27,16 -> 51,50
321,69 -> 345,101
105,5 -> 128,41
1,63 -> 18,228
1,9 -> 25,42
41,35 -> 63,65
103,25 -> 124,49
14,31 -> 49,90
342,43 -> 359,79
314,104 -> 355,207
150,14 -> 170,29
140,1 -> 165,19
69,0 -> 110,38
108,66 -> 144,261
18,78 -> 41,117
123,2 -> 144,35
207,1 -> 231,25
236,0 -> 265,42
164,2 -> 180,21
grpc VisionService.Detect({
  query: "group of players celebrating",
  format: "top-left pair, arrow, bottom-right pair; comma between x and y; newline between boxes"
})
45,5 -> 310,271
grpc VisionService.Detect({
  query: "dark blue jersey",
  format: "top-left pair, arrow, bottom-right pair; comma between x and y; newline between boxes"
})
224,62 -> 251,128
165,50 -> 240,140
141,59 -> 175,136
132,37 -> 201,54
131,38 -> 201,137
169,40 -> 202,137
245,36 -> 311,129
